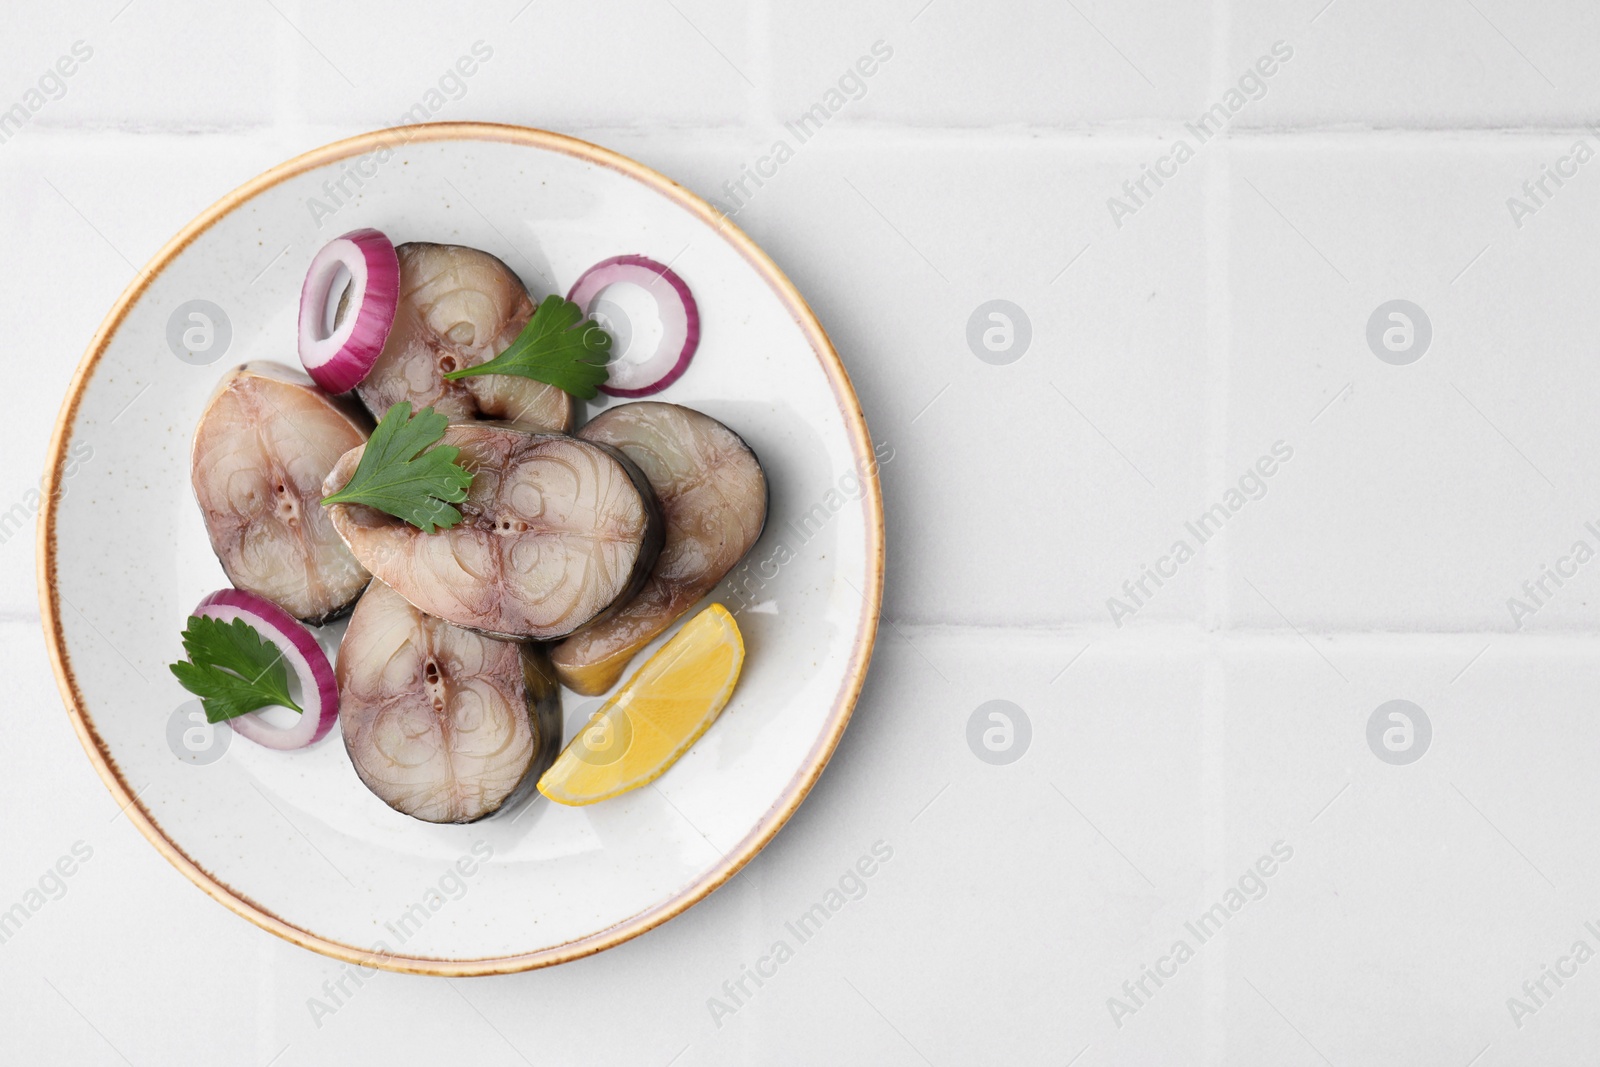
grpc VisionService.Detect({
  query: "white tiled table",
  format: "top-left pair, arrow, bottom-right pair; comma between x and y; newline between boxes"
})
5,1 -> 1599,1063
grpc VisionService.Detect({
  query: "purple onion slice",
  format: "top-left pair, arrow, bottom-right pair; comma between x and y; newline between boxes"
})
568,255 -> 700,398
297,228 -> 401,394
192,588 -> 340,750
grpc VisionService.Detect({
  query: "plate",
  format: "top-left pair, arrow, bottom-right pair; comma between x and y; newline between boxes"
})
38,123 -> 883,975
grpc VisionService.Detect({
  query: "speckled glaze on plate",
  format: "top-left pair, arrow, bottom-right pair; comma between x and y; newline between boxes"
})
38,123 -> 883,975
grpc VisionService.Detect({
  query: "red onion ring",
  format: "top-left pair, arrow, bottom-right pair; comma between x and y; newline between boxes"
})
192,588 -> 340,750
297,228 -> 400,394
567,255 -> 700,397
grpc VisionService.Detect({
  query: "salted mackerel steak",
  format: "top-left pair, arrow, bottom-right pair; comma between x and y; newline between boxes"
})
552,402 -> 767,695
190,362 -> 371,624
354,242 -> 573,434
337,580 -> 561,823
324,422 -> 663,640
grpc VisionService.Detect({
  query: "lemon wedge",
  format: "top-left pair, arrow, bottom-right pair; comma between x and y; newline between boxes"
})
538,604 -> 744,806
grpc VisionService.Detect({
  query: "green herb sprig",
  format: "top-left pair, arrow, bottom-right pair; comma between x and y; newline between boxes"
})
320,402 -> 474,533
441,296 -> 611,399
170,615 -> 301,723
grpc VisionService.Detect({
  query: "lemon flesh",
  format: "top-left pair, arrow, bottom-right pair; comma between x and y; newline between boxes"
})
538,604 -> 744,806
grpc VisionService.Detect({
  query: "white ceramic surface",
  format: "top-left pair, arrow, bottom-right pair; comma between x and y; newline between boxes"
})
39,124 -> 883,973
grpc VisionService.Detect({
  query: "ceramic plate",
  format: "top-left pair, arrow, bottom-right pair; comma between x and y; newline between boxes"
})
39,123 -> 883,974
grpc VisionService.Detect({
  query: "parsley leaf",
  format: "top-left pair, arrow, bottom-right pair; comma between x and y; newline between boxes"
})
169,615 -> 302,724
320,402 -> 474,533
441,296 -> 611,399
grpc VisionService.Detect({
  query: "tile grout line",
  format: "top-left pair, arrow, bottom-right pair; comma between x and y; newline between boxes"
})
1200,652 -> 1231,1066
872,623 -> 1600,643
1200,109 -> 1235,637
748,0 -> 773,128
1201,5 -> 1233,1062
30,121 -> 1600,149
1199,0 -> 1238,644
273,0 -> 297,135
28,121 -> 1600,141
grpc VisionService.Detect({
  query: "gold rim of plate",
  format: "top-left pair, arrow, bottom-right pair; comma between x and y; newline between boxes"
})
36,122 -> 886,976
